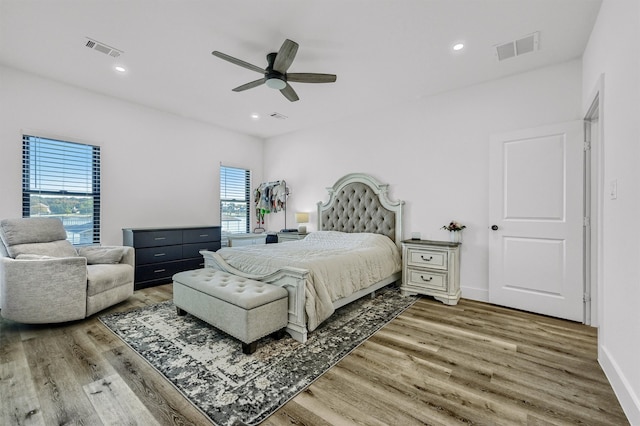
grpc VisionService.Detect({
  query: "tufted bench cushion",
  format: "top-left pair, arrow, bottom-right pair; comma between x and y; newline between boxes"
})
172,269 -> 288,354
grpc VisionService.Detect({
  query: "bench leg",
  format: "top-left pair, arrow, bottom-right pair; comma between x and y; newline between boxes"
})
176,307 -> 187,316
242,341 -> 258,355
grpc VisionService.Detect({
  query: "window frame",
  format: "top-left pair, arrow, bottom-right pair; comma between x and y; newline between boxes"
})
220,165 -> 251,235
22,134 -> 101,244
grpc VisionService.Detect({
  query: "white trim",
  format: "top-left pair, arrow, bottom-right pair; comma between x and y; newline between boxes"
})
460,286 -> 489,302
583,74 -> 604,328
600,346 -> 640,424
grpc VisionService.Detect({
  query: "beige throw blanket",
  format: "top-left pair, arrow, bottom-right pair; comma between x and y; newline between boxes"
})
216,231 -> 402,331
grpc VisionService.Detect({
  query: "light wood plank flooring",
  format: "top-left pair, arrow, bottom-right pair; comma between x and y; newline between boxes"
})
0,284 -> 629,425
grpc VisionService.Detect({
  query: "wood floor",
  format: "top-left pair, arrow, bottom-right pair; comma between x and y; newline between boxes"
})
0,284 -> 629,426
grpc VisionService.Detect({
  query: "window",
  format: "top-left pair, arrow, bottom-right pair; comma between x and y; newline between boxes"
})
220,165 -> 251,234
22,135 -> 101,244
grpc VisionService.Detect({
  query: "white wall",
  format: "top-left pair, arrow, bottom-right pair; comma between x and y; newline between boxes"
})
264,60 -> 583,302
582,0 -> 640,422
0,65 -> 264,245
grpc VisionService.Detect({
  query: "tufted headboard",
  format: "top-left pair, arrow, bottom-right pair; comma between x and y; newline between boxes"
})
317,173 -> 404,248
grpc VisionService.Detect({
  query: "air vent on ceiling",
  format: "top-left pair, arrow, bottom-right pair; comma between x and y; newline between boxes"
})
269,112 -> 288,120
85,37 -> 123,58
495,32 -> 539,61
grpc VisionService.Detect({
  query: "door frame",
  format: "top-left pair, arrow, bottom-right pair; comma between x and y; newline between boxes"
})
583,74 -> 604,327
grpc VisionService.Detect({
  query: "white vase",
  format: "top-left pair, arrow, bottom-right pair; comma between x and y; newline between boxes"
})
449,231 -> 462,243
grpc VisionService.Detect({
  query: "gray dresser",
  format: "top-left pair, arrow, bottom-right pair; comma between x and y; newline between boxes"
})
123,226 -> 221,290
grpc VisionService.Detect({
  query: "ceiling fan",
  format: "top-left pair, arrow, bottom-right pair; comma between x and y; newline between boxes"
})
211,39 -> 337,102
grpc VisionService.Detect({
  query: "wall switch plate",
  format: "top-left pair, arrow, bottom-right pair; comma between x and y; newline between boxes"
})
411,232 -> 421,240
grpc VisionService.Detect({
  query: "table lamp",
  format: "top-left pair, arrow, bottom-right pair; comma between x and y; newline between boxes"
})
295,212 -> 309,234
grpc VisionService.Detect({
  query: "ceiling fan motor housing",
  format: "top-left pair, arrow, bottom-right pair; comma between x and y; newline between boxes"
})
265,52 -> 287,89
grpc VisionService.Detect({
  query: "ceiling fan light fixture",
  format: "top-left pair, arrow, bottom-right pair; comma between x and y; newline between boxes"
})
266,77 -> 286,90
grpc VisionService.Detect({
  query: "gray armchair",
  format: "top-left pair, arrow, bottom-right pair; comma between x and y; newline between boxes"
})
0,217 -> 134,323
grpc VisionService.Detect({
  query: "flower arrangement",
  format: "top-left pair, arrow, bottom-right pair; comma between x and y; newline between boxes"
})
441,221 -> 466,232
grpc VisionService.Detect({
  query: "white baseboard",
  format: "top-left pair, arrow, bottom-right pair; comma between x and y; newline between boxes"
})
599,345 -> 640,425
460,286 -> 489,302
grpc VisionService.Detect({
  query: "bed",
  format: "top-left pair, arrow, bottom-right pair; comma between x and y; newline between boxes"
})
200,173 -> 404,343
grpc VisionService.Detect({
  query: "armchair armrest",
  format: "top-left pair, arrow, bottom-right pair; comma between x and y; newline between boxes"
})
0,256 -> 87,323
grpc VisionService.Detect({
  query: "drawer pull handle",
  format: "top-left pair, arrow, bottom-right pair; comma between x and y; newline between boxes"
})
199,234 -> 209,237
154,253 -> 166,257
154,237 -> 166,241
420,275 -> 433,282
154,269 -> 166,273
421,255 -> 433,261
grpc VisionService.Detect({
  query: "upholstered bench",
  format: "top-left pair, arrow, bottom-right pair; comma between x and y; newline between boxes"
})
172,269 -> 288,354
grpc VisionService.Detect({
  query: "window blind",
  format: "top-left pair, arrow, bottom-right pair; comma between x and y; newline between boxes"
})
220,165 -> 251,234
22,135 -> 101,244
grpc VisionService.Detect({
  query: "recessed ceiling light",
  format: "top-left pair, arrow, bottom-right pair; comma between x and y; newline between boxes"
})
453,43 -> 464,51
250,113 -> 260,120
114,65 -> 126,73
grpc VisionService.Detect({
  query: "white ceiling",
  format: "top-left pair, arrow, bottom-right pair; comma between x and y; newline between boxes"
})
0,0 -> 601,139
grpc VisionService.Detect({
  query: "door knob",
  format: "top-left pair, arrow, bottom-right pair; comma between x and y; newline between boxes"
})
491,225 -> 499,231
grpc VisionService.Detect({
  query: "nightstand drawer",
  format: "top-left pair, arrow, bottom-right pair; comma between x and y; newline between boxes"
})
406,248 -> 447,270
406,269 -> 448,291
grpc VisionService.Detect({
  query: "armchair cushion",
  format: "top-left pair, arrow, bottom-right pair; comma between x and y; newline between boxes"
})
7,240 -> 78,259
0,217 -> 78,259
15,254 -> 56,260
0,217 -> 68,245
87,263 -> 134,296
78,246 -> 125,264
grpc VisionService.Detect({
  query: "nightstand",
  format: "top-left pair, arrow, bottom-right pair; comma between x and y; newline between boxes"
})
277,232 -> 308,242
401,239 -> 461,305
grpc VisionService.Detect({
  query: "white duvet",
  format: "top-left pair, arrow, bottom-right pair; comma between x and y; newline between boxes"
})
216,231 -> 402,331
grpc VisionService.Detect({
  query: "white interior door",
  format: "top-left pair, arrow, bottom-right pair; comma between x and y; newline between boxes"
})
489,121 -> 584,322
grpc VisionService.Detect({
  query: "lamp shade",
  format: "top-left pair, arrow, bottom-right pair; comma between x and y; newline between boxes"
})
295,212 -> 309,223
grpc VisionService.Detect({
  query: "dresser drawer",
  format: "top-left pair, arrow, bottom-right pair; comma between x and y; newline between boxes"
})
131,230 -> 182,248
135,260 -> 185,283
406,269 -> 448,291
136,245 -> 183,265
183,227 -> 221,244
183,257 -> 206,270
406,248 -> 447,270
182,241 -> 221,258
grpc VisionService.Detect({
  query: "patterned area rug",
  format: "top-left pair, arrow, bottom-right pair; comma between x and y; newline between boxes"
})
100,286 -> 417,426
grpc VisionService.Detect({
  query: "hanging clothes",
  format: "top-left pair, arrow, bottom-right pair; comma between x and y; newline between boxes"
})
254,180 -> 288,225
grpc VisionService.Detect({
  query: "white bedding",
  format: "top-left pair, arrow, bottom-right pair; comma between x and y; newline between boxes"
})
216,231 -> 402,331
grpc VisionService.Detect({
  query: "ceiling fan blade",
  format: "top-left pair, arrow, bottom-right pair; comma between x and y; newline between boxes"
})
287,73 -> 337,83
233,78 -> 266,92
212,51 -> 265,74
273,39 -> 299,74
280,84 -> 299,102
